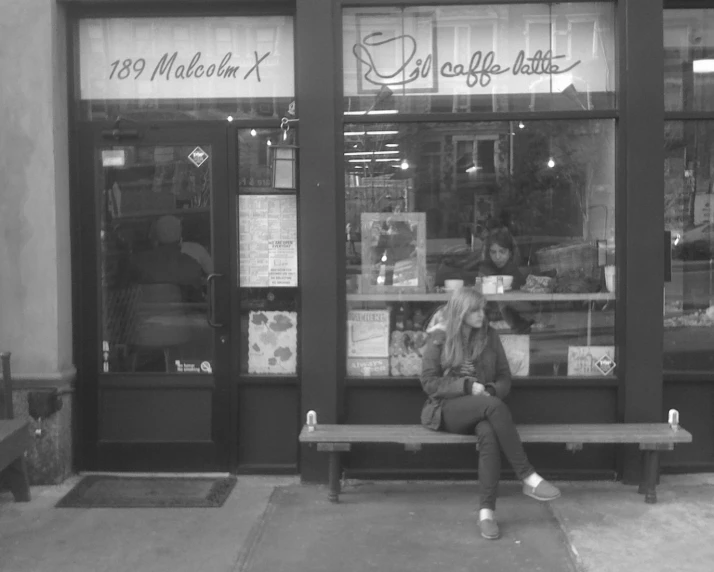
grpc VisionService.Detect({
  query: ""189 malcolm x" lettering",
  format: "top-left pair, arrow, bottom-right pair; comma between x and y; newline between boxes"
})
108,51 -> 271,82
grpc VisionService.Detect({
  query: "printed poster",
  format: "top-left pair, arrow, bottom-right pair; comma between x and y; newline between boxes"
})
239,195 -> 298,287
347,310 -> 390,358
248,311 -> 297,374
499,334 -> 530,377
567,346 -> 616,377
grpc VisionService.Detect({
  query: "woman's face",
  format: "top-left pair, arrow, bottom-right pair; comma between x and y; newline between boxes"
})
489,243 -> 511,269
463,306 -> 485,329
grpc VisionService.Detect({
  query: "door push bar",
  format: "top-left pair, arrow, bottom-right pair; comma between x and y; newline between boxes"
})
206,273 -> 224,328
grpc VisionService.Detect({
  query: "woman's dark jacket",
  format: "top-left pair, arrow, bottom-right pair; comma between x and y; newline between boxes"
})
419,328 -> 512,430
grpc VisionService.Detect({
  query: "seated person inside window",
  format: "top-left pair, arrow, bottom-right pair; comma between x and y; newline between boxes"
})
129,215 -> 206,370
478,227 -> 534,334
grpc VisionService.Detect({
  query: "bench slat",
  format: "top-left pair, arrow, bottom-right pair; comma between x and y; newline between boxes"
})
299,424 -> 692,445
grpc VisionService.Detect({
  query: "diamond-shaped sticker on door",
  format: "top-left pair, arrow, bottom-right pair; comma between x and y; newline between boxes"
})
595,354 -> 616,376
188,146 -> 209,168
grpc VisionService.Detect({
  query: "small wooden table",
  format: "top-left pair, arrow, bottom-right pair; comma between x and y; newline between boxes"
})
299,423 -> 692,504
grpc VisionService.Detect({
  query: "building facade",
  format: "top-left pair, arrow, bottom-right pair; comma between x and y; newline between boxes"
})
0,0 -> 712,485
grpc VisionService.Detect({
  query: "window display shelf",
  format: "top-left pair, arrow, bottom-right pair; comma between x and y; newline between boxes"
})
347,292 -> 616,303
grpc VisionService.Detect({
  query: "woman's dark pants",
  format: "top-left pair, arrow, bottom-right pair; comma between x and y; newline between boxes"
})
441,395 -> 534,510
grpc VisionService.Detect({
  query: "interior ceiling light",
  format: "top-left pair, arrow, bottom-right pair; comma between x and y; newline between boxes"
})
385,143 -> 399,147
366,130 -> 399,135
376,158 -> 400,162
344,151 -> 400,156
344,110 -> 399,115
693,59 -> 714,73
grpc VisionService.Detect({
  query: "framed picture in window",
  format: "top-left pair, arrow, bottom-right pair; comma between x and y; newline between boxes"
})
360,212 -> 426,294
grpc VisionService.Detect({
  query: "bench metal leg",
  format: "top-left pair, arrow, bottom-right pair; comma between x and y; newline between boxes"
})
637,451 -> 646,495
2,457 -> 31,502
642,450 -> 659,504
328,452 -> 341,503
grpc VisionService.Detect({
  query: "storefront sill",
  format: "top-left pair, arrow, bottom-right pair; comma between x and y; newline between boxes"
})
236,463 -> 298,474
344,377 -> 620,388
12,367 -> 77,393
662,462 -> 714,473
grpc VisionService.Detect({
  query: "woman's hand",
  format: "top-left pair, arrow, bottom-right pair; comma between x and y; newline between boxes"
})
471,381 -> 487,395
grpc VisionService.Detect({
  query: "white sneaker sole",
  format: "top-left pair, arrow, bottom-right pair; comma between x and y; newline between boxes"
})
523,489 -> 561,502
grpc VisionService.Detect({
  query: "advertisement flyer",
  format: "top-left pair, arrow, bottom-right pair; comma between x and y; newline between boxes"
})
247,311 -> 298,374
347,310 -> 390,358
239,195 -> 298,287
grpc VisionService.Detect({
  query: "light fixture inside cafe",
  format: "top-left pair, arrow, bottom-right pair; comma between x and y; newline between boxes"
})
693,59 -> 714,73
547,156 -> 556,169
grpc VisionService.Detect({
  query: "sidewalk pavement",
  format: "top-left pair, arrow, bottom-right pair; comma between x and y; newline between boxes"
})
1,473 -> 713,572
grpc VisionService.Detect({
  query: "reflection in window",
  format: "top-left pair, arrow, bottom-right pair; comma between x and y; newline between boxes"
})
100,145 -> 214,373
344,120 -> 617,378
664,10 -> 714,112
664,121 -> 714,372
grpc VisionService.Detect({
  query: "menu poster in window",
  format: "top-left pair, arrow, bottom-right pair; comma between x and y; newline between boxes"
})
499,334 -> 530,377
347,309 -> 390,358
360,212 -> 426,294
248,311 -> 297,374
567,346 -> 616,377
239,195 -> 298,287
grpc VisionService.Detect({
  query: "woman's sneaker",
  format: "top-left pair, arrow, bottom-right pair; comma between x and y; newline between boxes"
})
523,480 -> 561,502
479,518 -> 500,540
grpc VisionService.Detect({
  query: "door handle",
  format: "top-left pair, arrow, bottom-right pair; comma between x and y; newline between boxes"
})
206,273 -> 224,328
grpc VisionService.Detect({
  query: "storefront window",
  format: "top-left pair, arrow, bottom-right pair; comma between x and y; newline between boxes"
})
664,9 -> 714,112
77,16 -> 295,121
663,9 -> 714,372
664,121 -> 714,372
344,120 -> 616,378
343,3 -> 616,115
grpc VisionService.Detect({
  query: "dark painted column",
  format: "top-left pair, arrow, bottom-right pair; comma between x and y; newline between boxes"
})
619,0 -> 665,483
296,0 -> 341,482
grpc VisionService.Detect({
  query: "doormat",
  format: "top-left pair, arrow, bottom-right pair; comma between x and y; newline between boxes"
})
235,483 -> 578,572
55,475 -> 237,508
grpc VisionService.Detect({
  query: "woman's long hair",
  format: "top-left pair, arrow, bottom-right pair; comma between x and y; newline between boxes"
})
441,287 -> 489,371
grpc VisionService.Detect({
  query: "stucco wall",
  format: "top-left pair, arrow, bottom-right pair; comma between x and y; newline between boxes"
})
0,0 -> 74,484
0,0 -> 73,377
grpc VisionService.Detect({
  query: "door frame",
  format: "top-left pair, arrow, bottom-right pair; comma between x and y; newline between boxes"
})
74,121 -> 239,472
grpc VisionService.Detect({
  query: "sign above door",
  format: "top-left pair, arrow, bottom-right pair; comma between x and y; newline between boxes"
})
78,17 -> 295,100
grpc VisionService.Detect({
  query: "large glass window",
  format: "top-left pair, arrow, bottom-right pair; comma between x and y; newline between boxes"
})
664,9 -> 714,112
664,120 -> 714,372
663,9 -> 714,373
344,119 -> 616,378
342,3 -> 616,115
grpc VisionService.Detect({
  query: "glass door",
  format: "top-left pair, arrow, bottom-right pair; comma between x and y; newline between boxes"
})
78,123 -> 232,471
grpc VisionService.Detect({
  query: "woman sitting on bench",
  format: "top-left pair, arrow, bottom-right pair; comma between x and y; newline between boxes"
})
420,286 -> 561,540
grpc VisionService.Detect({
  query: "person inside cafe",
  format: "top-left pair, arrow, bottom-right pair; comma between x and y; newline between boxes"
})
129,215 -> 206,371
478,227 -> 534,334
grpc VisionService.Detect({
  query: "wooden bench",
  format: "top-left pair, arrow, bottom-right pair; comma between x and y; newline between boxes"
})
299,422 -> 692,505
0,352 -> 31,502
